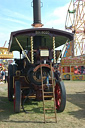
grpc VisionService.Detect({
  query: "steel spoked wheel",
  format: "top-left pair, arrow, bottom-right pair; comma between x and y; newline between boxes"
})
14,81 -> 21,113
55,81 -> 66,113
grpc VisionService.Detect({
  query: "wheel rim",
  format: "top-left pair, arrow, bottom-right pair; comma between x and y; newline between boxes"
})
14,81 -> 21,113
8,76 -> 9,98
8,64 -> 13,101
55,82 -> 61,110
14,83 -> 15,111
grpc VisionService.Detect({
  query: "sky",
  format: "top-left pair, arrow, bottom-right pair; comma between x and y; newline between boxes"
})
0,0 -> 71,49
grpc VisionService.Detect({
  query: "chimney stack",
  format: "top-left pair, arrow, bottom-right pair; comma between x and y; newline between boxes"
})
32,0 -> 43,27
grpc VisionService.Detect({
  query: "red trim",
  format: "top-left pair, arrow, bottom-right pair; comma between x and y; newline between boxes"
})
33,64 -> 54,72
55,82 -> 61,110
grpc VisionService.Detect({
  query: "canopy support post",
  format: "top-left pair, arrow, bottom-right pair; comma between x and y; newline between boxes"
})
53,37 -> 56,64
15,37 -> 31,63
31,36 -> 34,64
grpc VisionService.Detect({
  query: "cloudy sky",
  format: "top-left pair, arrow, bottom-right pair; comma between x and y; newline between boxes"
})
0,0 -> 70,48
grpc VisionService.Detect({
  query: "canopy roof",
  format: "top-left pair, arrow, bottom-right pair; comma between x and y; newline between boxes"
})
9,28 -> 74,52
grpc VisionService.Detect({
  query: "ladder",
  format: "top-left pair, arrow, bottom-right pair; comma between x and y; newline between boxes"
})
41,64 -> 57,123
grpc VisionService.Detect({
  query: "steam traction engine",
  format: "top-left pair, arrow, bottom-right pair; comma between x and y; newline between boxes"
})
8,0 -> 74,113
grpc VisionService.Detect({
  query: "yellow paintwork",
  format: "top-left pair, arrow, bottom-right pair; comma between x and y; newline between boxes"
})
0,47 -> 13,59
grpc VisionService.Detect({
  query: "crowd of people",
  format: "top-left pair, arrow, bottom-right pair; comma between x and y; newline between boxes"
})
0,68 -> 8,83
74,66 -> 85,75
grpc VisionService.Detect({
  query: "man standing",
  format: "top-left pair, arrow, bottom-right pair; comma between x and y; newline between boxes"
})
5,69 -> 8,83
1,69 -> 4,81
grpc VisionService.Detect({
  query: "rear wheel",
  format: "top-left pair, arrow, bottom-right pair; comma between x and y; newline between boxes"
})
55,81 -> 66,113
8,64 -> 13,101
14,81 -> 21,113
8,64 -> 17,101
13,64 -> 17,76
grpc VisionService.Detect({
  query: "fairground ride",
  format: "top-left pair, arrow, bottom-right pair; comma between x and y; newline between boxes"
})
58,0 -> 85,81
0,41 -> 13,59
65,0 -> 85,56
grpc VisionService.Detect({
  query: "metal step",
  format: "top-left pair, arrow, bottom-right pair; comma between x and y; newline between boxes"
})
45,108 -> 54,110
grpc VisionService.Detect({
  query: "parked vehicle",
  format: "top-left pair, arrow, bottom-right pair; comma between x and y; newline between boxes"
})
8,0 -> 74,113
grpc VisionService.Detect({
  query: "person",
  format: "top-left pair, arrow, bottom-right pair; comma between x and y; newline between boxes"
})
5,69 -> 8,83
1,69 -> 4,81
83,68 -> 85,75
0,70 -> 2,81
74,68 -> 80,75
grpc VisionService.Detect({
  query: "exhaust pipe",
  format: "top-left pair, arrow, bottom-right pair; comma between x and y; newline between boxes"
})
31,0 -> 43,27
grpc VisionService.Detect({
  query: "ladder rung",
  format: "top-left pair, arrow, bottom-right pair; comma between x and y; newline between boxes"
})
42,84 -> 52,86
42,76 -> 46,79
46,84 -> 52,86
44,95 -> 53,98
45,108 -> 54,110
44,92 -> 53,94
43,84 -> 52,86
44,100 -> 53,102
49,78 -> 56,80
45,116 -> 56,119
42,77 -> 56,80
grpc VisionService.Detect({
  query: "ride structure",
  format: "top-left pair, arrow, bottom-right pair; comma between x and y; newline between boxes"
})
0,47 -> 13,59
61,56 -> 85,80
8,0 -> 74,122
65,0 -> 85,56
60,0 -> 85,81
0,42 -> 13,81
0,41 -> 13,59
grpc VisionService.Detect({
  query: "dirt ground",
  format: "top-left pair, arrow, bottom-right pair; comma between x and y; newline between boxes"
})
0,81 -> 85,128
